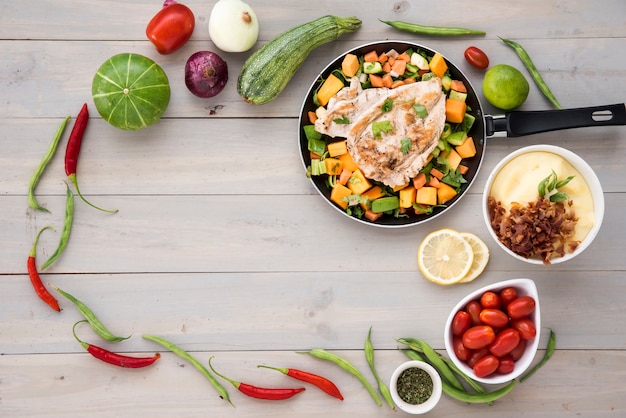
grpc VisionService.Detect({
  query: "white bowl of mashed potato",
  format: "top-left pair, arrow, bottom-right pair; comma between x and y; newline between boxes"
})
483,145 -> 604,265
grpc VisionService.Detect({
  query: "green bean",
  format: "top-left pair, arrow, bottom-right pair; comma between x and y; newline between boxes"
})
396,338 -> 464,391
299,348 -> 382,406
442,378 -> 516,404
380,19 -> 485,36
520,329 -> 556,383
142,334 -> 233,406
50,284 -> 130,342
402,348 -> 427,362
364,327 -> 395,409
40,184 -> 74,270
28,116 -> 70,213
499,37 -> 563,109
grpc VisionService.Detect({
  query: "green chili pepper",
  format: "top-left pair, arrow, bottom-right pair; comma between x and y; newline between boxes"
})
299,348 -> 382,406
520,329 -> 556,383
380,19 -> 485,36
40,184 -> 74,270
499,37 -> 563,109
142,334 -> 233,406
50,284 -> 130,342
396,338 -> 464,391
28,116 -> 71,213
442,378 -> 516,404
364,327 -> 395,410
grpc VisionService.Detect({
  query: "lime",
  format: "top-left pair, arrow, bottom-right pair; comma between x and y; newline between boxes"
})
92,53 -> 170,131
482,64 -> 529,110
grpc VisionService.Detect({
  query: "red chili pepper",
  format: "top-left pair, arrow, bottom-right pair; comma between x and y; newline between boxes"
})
258,365 -> 343,400
72,321 -> 160,368
208,357 -> 305,400
65,103 -> 118,213
146,0 -> 195,55
27,226 -> 61,312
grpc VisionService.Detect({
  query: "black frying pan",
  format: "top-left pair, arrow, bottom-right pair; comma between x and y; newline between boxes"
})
298,40 -> 625,228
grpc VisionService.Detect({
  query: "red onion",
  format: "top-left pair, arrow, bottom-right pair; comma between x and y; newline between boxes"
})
184,51 -> 228,98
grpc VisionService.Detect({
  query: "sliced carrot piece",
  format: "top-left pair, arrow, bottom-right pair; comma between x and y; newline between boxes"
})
382,73 -> 393,88
391,80 -> 405,89
458,164 -> 469,175
307,111 -> 317,124
382,62 -> 392,73
391,59 -> 407,76
369,74 -> 384,88
364,50 -> 379,63
378,52 -> 388,64
451,80 -> 467,93
412,172 -> 427,189
430,167 -> 444,180
397,52 -> 411,62
364,210 -> 383,222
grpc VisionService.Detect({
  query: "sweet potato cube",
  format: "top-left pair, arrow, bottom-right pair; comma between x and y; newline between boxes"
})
359,186 -> 385,210
416,187 -> 438,206
330,183 -> 352,209
327,140 -> 348,157
455,136 -> 477,159
446,149 -> 463,171
437,183 -> 458,204
445,99 -> 467,123
412,172 -> 427,189
429,52 -> 448,78
364,50 -> 379,63
338,152 -> 359,172
341,53 -> 360,78
317,74 -> 344,106
347,169 -> 372,195
324,158 -> 343,175
399,186 -> 417,208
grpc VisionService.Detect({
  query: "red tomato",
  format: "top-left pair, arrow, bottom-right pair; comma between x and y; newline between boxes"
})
496,356 -> 515,374
479,308 -> 509,328
511,317 -> 537,340
499,287 -> 518,308
473,354 -> 500,378
480,291 -> 501,309
146,3 -> 195,55
464,46 -> 490,70
466,300 -> 483,325
453,335 -> 472,361
489,328 -> 521,357
452,311 -> 471,336
507,296 -> 536,319
466,347 -> 489,368
462,325 -> 496,350
509,339 -> 527,361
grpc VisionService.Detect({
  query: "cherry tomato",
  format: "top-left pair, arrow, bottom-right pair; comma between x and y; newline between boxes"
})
452,311 -> 471,336
146,2 -> 195,55
466,347 -> 488,368
489,328 -> 521,357
480,291 -> 501,309
496,356 -> 515,374
507,296 -> 536,319
499,287 -> 518,308
462,325 -> 496,350
479,308 -> 510,329
464,46 -> 490,70
453,335 -> 472,361
511,317 -> 537,340
466,300 -> 483,325
473,354 -> 500,378
509,339 -> 527,361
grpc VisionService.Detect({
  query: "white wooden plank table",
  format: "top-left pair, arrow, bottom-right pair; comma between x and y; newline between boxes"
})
1,1 -> 625,416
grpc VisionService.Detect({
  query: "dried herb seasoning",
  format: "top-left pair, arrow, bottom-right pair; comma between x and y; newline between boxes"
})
396,367 -> 433,405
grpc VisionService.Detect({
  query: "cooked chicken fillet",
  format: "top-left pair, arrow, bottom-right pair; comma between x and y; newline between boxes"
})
314,77 -> 446,188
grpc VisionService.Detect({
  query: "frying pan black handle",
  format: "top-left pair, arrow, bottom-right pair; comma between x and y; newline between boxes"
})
486,103 -> 626,137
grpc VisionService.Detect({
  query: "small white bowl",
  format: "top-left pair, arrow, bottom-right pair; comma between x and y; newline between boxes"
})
444,278 -> 541,384
483,144 -> 604,264
389,360 -> 442,414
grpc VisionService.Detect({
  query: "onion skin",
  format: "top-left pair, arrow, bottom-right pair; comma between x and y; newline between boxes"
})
184,51 -> 228,98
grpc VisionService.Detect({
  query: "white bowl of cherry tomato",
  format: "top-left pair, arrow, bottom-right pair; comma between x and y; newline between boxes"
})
444,278 -> 541,384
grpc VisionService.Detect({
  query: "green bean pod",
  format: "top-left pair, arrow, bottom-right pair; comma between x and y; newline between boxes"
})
442,378 -> 516,404
50,284 -> 130,342
396,338 -> 464,391
499,37 -> 563,109
380,19 -> 485,36
28,116 -> 71,213
520,329 -> 556,383
364,327 -> 395,410
40,184 -> 74,270
300,348 -> 382,406
142,334 -> 232,406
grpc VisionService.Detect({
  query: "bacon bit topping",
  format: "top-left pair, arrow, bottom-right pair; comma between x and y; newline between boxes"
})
488,196 -> 580,265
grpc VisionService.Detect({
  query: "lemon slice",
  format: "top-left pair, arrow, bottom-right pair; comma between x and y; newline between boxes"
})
459,232 -> 490,283
418,228 -> 474,285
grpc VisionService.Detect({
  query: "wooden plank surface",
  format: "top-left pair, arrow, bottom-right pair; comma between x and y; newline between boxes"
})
1,0 -> 625,417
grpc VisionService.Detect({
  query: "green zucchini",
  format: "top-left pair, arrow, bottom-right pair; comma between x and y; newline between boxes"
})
237,15 -> 362,105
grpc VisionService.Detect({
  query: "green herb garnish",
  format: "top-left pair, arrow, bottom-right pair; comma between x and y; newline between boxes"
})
413,103 -> 428,118
538,170 -> 575,202
382,99 -> 393,112
333,115 -> 350,124
372,120 -> 394,139
401,137 -> 412,155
